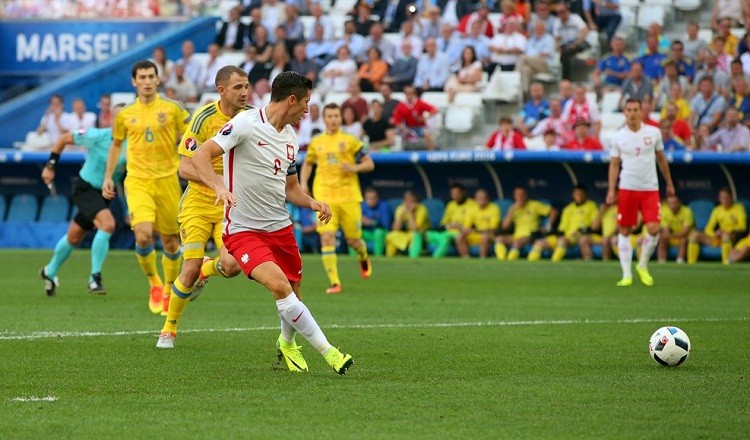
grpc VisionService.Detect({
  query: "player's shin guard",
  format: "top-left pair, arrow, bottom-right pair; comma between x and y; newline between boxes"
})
527,245 -> 542,261
321,246 -> 341,286
551,246 -> 567,262
47,235 -> 75,277
161,279 -> 192,334
687,241 -> 700,264
618,234 -> 633,278
638,233 -> 659,267
162,250 -> 182,287
721,241 -> 732,264
135,245 -> 162,287
276,293 -> 330,354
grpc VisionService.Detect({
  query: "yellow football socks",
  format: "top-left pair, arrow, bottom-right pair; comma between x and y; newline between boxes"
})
721,241 -> 731,264
527,245 -> 542,261
162,250 -> 182,299
353,239 -> 369,261
494,243 -> 507,260
135,245 -> 162,288
321,245 -> 341,286
507,248 -> 520,261
687,242 -> 699,264
551,246 -> 567,262
161,278 -> 192,334
201,257 -> 221,278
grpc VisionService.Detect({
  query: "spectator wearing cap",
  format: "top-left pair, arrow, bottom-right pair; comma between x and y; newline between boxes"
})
592,36 -> 630,92
635,35 -> 667,82
691,76 -> 727,132
565,118 -> 603,151
486,116 -> 526,150
659,119 -> 687,152
516,20 -> 557,95
414,38 -> 452,93
582,0 -> 622,45
619,62 -> 654,111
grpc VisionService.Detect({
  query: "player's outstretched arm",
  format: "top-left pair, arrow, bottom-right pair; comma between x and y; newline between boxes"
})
194,140 -> 234,207
177,157 -> 201,182
655,151 -> 675,197
102,138 -> 123,200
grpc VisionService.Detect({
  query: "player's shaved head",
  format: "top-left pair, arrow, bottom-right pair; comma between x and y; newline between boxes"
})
215,65 -> 248,87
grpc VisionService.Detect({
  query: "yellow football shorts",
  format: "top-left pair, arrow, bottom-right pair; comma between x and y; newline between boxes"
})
734,236 -> 750,250
178,187 -> 224,260
316,202 -> 362,239
466,231 -> 494,246
124,174 -> 180,235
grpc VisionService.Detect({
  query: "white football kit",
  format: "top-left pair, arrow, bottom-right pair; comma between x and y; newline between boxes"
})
609,124 -> 664,191
211,106 -> 300,234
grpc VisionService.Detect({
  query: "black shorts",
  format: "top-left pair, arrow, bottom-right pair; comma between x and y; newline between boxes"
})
71,177 -> 110,231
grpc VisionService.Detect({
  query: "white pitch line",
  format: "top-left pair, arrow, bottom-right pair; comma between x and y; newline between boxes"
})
10,395 -> 57,402
0,317 -> 746,341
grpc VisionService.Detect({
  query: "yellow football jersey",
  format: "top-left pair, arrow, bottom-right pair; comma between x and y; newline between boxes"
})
558,200 -> 598,238
113,94 -> 190,179
179,102 -> 250,197
463,203 -> 501,232
705,204 -> 747,234
441,199 -> 477,229
660,205 -> 694,234
511,200 -> 552,238
306,129 -> 366,205
393,204 -> 431,232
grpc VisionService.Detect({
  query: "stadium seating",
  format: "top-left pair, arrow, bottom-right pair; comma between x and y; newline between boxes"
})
387,198 -> 402,214
637,5 -> 666,29
199,92 -> 220,106
110,92 -> 136,106
222,51 -> 245,67
38,195 -> 70,222
483,71 -> 522,103
600,91 -> 622,114
17,131 -> 51,151
444,105 -> 475,134
421,92 -> 450,111
422,198 -> 446,229
6,194 -> 38,222
495,199 -> 514,219
674,0 -> 701,11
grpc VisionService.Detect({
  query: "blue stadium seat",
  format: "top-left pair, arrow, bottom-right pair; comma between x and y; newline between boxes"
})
0,196 -> 6,221
495,199 -> 513,220
688,200 -> 715,230
6,194 -> 38,222
423,198 -> 446,229
387,197 -> 402,214
38,195 -> 70,222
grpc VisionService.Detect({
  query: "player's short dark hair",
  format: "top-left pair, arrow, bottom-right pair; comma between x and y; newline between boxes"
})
450,183 -> 466,192
699,76 -> 714,85
719,186 -> 732,196
269,71 -> 313,103
215,65 -> 247,87
624,98 -> 642,108
574,184 -> 587,192
499,116 -> 513,124
323,102 -> 341,114
671,40 -> 684,49
131,60 -> 158,78
50,94 -> 63,103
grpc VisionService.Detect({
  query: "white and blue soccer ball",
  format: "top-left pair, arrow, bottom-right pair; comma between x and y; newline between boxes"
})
649,326 -> 691,367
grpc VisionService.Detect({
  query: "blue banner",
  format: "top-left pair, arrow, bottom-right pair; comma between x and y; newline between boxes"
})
0,20 -> 179,75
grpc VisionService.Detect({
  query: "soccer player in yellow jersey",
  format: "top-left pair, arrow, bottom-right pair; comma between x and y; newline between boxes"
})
156,66 -> 249,348
456,188 -> 500,258
688,187 -> 747,264
386,190 -> 432,257
430,184 -> 476,257
300,103 -> 375,294
528,184 -> 598,262
495,187 -> 558,261
102,60 -> 190,315
657,194 -> 693,263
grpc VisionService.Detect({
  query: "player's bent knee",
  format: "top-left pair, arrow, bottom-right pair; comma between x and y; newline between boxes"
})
220,256 -> 242,277
180,259 -> 202,283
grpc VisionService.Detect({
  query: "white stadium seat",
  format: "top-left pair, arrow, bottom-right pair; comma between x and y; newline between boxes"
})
444,105 -> 474,133
110,92 -> 136,106
600,91 -> 622,114
484,71 -> 522,103
421,92 -> 449,111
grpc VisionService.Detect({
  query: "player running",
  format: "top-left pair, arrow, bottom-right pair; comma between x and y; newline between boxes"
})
607,98 -> 675,286
299,103 -> 375,294
156,66 -> 248,348
102,60 -> 190,315
39,103 -> 127,296
190,71 -> 354,375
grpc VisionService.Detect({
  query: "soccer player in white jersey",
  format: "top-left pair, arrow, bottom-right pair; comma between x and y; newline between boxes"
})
190,71 -> 354,375
607,98 -> 675,287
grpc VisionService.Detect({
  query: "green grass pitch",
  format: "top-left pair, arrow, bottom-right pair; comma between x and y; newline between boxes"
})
1,250 -> 748,439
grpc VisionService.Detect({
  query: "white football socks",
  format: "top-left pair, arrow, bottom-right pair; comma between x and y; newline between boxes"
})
278,311 -> 297,344
618,234 -> 633,278
276,293 -> 331,354
638,233 -> 659,268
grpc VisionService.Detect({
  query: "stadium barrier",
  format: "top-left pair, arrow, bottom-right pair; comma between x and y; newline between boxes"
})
1,150 -> 747,250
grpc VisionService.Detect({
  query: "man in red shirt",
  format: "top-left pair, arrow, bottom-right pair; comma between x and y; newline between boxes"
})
662,101 -> 693,147
391,85 -> 440,150
565,118 -> 603,150
641,94 -> 660,127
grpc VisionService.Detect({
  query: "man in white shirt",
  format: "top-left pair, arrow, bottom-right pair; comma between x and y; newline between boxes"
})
199,44 -> 229,93
556,2 -> 589,80
607,98 -> 675,287
177,40 -> 204,86
297,101 -> 326,147
489,21 -> 528,73
37,94 -> 67,147
62,98 -> 96,133
191,71 -> 354,375
319,45 -> 358,95
414,38 -> 451,92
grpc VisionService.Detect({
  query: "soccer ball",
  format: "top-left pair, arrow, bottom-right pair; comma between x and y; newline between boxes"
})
648,326 -> 691,367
